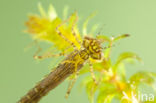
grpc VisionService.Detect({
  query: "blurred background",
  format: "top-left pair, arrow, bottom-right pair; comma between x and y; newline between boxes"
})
0,0 -> 156,103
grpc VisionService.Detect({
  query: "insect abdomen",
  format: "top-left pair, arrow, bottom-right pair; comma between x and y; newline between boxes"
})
17,51 -> 85,103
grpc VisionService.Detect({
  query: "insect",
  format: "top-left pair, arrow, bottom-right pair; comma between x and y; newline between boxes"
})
17,4 -> 116,103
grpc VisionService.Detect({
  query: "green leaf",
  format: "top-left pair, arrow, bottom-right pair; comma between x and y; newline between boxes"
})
115,62 -> 126,81
128,72 -> 156,102
83,12 -> 96,36
85,79 -> 98,102
143,99 -> 156,103
99,59 -> 111,71
63,6 -> 69,20
89,24 -> 99,34
115,52 -> 142,67
79,64 -> 90,75
48,4 -> 57,21
38,3 -> 47,18
97,91 -> 114,103
113,34 -> 130,42
96,35 -> 111,43
130,72 -> 156,87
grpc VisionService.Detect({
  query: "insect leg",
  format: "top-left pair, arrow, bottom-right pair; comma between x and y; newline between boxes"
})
24,40 -> 39,52
33,40 -> 43,59
56,14 -> 77,49
24,40 -> 42,59
34,52 -> 65,60
71,12 -> 82,45
25,40 -> 56,60
63,50 -> 80,98
65,69 -> 79,98
33,43 -> 71,60
89,61 -> 98,85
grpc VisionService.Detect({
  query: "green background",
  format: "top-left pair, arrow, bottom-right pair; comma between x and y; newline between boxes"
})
0,0 -> 156,103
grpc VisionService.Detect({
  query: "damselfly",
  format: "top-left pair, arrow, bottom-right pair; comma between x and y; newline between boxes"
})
17,4 -> 129,103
